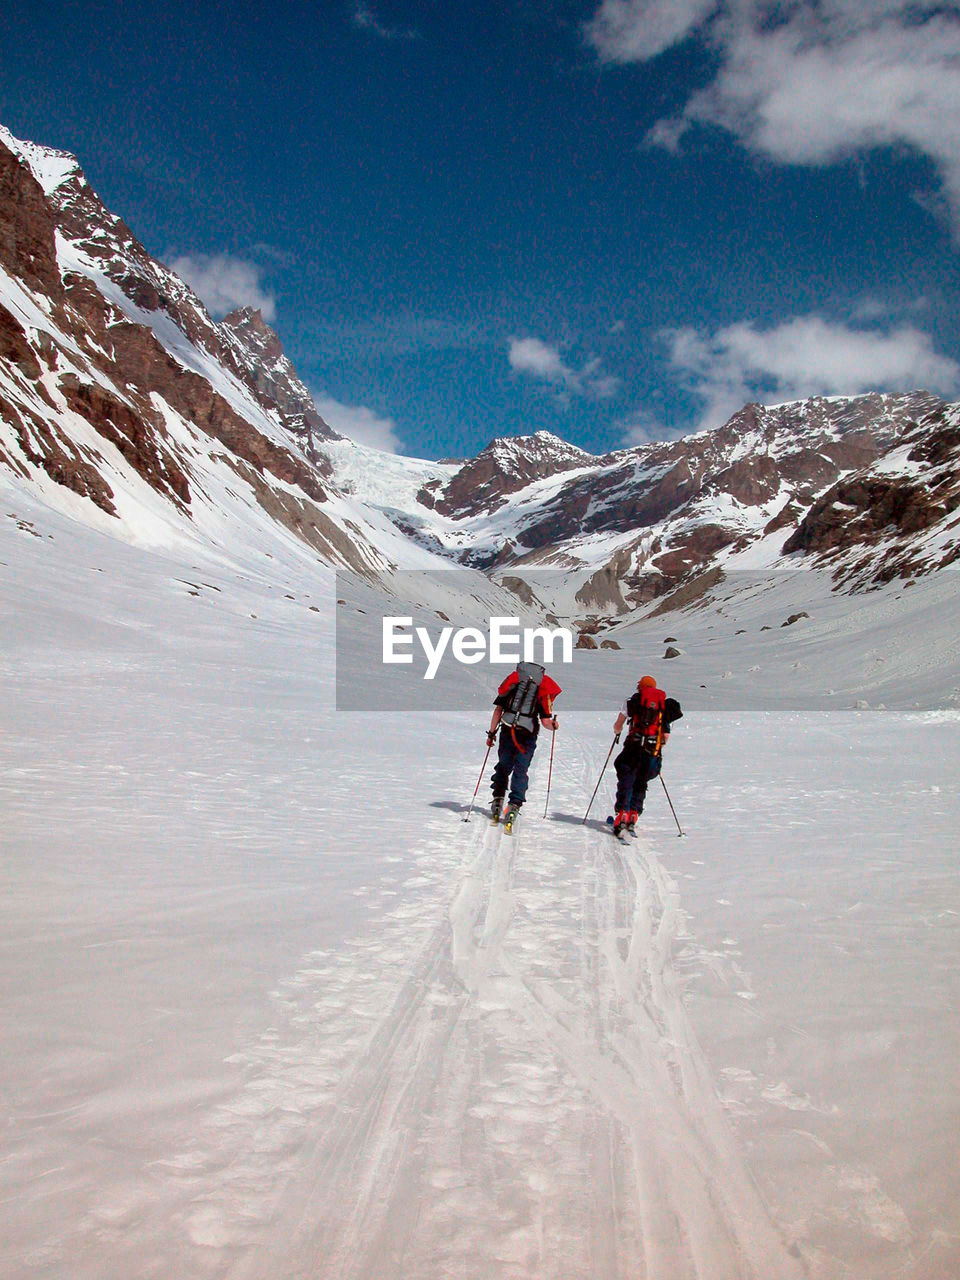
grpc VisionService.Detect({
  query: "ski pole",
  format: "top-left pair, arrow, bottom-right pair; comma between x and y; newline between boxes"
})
542,727 -> 556,819
463,738 -> 493,822
660,773 -> 684,837
582,735 -> 618,824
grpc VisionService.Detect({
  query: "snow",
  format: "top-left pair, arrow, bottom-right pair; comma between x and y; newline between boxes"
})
4,152 -> 960,1270
0,263 -> 76,349
0,254 -> 460,575
323,437 -> 457,511
3,477 -> 960,1279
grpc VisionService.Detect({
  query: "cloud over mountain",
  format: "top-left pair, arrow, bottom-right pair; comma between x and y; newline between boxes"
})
169,252 -> 277,322
508,337 -> 620,404
666,314 -> 960,432
311,392 -> 403,453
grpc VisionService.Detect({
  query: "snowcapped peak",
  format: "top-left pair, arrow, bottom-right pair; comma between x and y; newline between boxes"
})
532,429 -> 578,446
0,122 -> 84,196
482,430 -> 591,461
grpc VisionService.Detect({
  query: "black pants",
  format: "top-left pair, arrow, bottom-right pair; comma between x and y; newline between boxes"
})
491,729 -> 537,806
614,742 -> 661,814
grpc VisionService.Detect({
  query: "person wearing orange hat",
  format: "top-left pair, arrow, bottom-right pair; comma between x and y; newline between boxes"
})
609,675 -> 682,838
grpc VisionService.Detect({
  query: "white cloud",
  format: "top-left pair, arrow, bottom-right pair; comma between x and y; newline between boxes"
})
584,0 -> 718,64
592,1 -> 960,231
581,357 -> 621,400
850,295 -> 930,323
644,115 -> 688,154
170,253 -> 276,322
508,337 -> 621,402
351,3 -> 419,41
666,314 -> 960,432
508,337 -> 570,383
311,392 -> 403,453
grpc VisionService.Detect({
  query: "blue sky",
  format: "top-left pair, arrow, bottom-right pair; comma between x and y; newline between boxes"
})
5,0 -> 960,457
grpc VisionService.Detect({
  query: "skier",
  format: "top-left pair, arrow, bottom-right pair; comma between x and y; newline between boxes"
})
487,661 -> 561,833
610,675 -> 682,838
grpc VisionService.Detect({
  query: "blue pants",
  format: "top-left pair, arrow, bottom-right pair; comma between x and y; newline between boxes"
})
491,729 -> 537,806
614,744 -> 661,814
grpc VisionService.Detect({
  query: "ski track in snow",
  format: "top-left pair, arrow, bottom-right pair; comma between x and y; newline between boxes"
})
70,734 -> 803,1280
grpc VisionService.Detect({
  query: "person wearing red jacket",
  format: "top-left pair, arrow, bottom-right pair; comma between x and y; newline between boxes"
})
611,675 -> 682,836
486,664 -> 561,829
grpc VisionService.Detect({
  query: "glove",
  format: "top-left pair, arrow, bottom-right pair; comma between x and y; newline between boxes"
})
486,731 -> 496,748
614,732 -> 621,744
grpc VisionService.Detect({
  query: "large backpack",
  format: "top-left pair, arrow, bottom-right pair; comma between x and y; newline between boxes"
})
627,686 -> 683,754
627,683 -> 666,754
500,661 -> 545,738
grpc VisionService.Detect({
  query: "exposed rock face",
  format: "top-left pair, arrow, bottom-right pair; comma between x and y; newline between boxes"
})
220,306 -> 339,462
0,139 -> 63,299
782,407 -> 960,582
498,575 -> 541,608
434,393 -> 946,595
784,480 -> 944,555
397,390 -> 945,605
649,568 -> 725,617
58,373 -> 191,507
574,556 -> 630,613
19,133 -> 335,462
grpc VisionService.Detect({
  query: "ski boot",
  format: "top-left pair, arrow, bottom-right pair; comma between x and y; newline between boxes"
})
490,794 -> 504,825
612,810 -> 629,841
503,802 -> 520,835
626,810 -> 639,837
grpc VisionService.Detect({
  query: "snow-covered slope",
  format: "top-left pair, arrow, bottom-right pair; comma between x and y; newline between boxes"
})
3,488 -> 959,1280
4,118 -> 960,1280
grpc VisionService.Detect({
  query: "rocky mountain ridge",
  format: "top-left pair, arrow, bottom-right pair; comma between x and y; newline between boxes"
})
2,121 -> 958,616
334,391 -> 957,603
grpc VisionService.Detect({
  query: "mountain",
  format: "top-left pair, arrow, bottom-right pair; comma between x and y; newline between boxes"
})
327,392 -> 957,605
2,121 -> 959,616
416,431 -> 594,519
781,407 -> 960,584
0,123 -> 404,576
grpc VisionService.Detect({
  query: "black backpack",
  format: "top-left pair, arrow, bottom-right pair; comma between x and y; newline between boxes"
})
500,661 -> 545,737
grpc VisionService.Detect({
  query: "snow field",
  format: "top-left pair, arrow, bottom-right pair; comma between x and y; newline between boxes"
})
2,498 -> 960,1278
